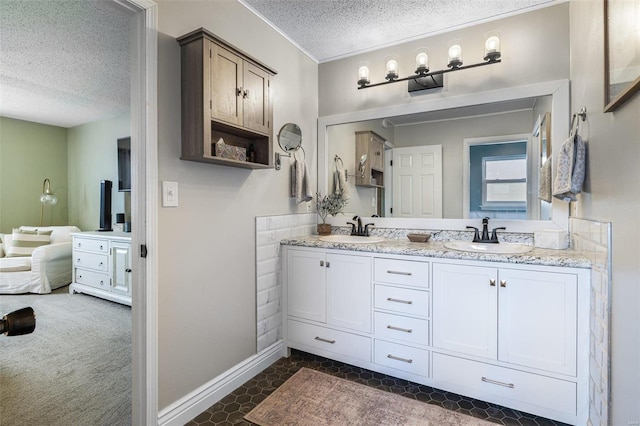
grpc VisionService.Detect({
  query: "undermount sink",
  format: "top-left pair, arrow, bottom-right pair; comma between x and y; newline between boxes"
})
319,235 -> 385,244
444,241 -> 533,254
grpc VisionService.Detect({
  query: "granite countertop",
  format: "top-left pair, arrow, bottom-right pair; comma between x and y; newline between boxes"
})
281,236 -> 591,269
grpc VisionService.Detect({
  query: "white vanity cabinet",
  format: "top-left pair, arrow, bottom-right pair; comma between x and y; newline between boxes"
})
431,261 -> 587,424
432,263 -> 577,375
70,232 -> 132,306
286,248 -> 372,363
283,243 -> 589,425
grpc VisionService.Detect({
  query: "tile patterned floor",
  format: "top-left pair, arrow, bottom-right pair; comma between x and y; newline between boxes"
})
186,349 -> 569,426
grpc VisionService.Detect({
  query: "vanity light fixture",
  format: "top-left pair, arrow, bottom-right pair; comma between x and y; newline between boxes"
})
357,32 -> 501,93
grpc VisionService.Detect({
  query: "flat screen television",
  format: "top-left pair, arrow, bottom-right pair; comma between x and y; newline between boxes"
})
117,137 -> 131,192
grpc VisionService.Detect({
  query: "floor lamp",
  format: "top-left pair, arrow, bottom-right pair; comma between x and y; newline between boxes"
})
39,178 -> 57,226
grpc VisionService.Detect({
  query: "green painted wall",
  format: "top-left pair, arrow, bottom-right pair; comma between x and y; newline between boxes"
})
0,116 -> 69,233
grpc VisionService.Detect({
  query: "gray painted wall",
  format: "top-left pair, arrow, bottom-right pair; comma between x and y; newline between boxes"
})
318,4 -> 570,117
569,1 -> 640,424
156,0 -> 319,409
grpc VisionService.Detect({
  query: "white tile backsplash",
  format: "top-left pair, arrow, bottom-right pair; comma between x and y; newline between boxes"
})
255,213 -> 316,353
571,217 -> 611,426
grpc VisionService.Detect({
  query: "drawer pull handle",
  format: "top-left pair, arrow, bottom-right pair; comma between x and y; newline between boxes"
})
386,270 -> 412,276
314,336 -> 336,344
387,297 -> 413,305
77,258 -> 81,263
481,376 -> 514,388
99,245 -> 104,250
387,354 -> 413,364
387,325 -> 412,333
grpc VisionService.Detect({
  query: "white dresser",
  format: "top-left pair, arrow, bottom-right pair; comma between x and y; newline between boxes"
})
70,232 -> 132,306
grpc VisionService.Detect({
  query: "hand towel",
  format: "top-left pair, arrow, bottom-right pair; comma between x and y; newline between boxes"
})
538,157 -> 552,202
338,168 -> 349,200
553,133 -> 586,201
333,168 -> 349,200
292,158 -> 313,203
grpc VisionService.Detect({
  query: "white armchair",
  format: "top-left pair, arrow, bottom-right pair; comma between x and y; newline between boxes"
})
0,226 -> 81,294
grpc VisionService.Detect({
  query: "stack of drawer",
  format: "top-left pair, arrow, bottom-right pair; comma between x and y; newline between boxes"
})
373,257 -> 430,378
73,235 -> 110,290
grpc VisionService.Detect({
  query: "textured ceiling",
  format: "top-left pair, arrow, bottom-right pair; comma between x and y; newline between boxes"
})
0,0 -> 559,128
242,0 -> 559,62
0,0 -> 130,128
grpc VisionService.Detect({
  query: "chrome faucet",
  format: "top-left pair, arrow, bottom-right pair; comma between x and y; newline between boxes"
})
466,217 -> 505,243
347,215 -> 375,236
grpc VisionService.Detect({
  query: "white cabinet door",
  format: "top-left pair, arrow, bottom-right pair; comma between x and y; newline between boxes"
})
287,249 -> 327,323
111,242 -> 132,297
432,263 -> 498,359
326,253 -> 371,333
498,269 -> 577,375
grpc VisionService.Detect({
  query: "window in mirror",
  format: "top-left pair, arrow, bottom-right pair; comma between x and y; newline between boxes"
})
469,141 -> 527,219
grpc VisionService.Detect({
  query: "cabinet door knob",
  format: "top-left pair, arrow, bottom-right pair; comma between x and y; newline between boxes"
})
126,268 -> 132,273
236,87 -> 243,96
500,280 -> 507,287
489,279 -> 496,286
243,89 -> 249,99
326,262 -> 330,268
320,260 -> 324,267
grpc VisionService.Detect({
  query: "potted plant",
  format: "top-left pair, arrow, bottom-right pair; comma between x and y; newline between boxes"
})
315,191 -> 348,235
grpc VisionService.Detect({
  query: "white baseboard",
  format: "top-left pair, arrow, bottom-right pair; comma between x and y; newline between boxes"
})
158,341 -> 286,426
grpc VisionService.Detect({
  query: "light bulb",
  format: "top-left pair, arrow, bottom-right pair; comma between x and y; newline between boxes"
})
484,31 -> 501,61
485,36 -> 499,52
385,57 -> 399,81
448,44 -> 461,60
357,64 -> 370,87
386,59 -> 398,73
447,40 -> 463,68
415,51 -> 429,74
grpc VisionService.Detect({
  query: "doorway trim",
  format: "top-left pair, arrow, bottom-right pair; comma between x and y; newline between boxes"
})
113,0 -> 158,424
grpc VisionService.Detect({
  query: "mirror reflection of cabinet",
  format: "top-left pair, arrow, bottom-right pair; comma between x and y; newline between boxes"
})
355,131 -> 385,188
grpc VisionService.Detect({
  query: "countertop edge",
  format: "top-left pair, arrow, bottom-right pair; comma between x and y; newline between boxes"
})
280,237 -> 591,269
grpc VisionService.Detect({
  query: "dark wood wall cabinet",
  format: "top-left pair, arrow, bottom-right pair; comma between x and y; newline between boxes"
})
355,131 -> 385,188
177,28 -> 277,169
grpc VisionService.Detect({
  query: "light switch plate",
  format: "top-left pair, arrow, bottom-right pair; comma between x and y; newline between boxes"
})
162,181 -> 178,207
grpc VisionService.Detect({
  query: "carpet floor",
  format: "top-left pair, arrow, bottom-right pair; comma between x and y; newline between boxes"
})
0,286 -> 131,426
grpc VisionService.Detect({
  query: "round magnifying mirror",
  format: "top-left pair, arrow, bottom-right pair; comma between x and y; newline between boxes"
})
278,123 -> 302,152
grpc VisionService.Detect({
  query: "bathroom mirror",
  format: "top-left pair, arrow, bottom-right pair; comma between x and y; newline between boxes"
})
318,80 -> 570,228
278,123 -> 302,152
